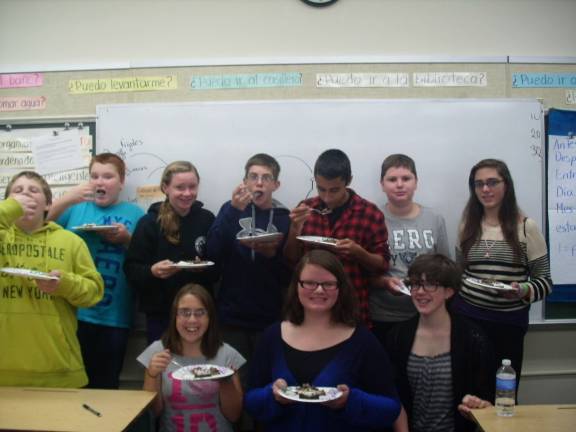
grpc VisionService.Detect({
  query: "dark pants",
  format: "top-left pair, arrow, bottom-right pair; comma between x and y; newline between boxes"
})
145,313 -> 170,344
458,315 -> 527,398
77,321 -> 130,389
220,324 -> 263,432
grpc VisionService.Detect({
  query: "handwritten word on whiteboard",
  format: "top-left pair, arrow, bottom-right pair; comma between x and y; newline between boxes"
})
69,76 -> 177,94
0,96 -> 47,112
0,73 -> 43,88
316,73 -> 409,88
413,72 -> 487,87
190,73 -> 302,90
548,135 -> 576,285
513,73 -> 576,88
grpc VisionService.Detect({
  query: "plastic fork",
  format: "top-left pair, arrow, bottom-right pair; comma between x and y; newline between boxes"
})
311,208 -> 332,215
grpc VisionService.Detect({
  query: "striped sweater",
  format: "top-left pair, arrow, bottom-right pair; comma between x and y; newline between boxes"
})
456,218 -> 552,313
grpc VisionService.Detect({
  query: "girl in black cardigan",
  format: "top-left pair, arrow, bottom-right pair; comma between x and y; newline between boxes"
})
386,254 -> 494,432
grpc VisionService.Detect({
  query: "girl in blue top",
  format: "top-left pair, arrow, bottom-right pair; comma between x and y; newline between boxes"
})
245,250 -> 400,431
48,153 -> 144,388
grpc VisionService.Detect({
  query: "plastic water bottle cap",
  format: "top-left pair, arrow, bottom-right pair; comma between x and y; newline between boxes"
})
502,359 -> 511,366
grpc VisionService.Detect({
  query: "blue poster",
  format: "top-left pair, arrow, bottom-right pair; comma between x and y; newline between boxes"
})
547,108 -> 576,302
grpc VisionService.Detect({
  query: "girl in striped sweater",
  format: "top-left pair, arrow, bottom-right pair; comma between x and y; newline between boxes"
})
452,159 -> 552,390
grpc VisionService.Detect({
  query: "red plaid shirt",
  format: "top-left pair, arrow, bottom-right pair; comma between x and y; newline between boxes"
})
300,190 -> 390,326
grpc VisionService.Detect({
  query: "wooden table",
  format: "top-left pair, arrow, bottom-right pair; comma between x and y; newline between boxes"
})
472,404 -> 576,432
0,387 -> 156,432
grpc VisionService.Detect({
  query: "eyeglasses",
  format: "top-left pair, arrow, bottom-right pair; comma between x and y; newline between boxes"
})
298,280 -> 339,291
473,178 -> 503,189
246,173 -> 275,184
405,280 -> 440,293
176,308 -> 207,319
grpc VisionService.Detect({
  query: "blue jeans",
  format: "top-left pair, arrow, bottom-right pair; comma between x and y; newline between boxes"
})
77,320 -> 129,389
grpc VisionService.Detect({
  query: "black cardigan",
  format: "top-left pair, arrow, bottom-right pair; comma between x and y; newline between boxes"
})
124,201 -> 218,314
386,313 -> 495,432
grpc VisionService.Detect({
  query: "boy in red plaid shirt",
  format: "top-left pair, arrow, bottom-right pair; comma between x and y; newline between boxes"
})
284,149 -> 390,325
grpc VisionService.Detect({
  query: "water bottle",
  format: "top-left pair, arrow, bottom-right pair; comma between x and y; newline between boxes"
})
495,359 -> 516,417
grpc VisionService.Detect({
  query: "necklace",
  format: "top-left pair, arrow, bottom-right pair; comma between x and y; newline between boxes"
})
484,239 -> 497,258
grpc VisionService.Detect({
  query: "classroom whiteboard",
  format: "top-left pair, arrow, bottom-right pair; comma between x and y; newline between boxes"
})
96,99 -> 544,259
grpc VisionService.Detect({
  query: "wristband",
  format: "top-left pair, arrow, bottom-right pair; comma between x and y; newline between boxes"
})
519,283 -> 531,300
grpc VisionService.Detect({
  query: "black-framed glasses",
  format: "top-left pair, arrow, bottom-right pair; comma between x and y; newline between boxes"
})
473,178 -> 503,189
176,308 -> 207,319
404,280 -> 440,293
298,280 -> 339,291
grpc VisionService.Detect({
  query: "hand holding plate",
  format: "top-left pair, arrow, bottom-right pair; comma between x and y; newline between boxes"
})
501,281 -> 530,300
35,270 -> 61,294
247,235 -> 283,257
152,260 -> 181,279
97,223 -> 126,244
273,378 -> 293,405
334,238 -> 362,259
322,384 -> 349,410
387,277 -> 411,296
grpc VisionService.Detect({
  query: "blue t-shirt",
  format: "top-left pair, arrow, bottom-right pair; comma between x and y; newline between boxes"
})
58,201 -> 144,328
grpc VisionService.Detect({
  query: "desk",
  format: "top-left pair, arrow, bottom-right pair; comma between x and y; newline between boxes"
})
0,387 -> 156,432
472,404 -> 576,432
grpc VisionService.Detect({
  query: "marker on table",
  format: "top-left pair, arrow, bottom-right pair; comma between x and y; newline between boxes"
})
82,403 -> 102,417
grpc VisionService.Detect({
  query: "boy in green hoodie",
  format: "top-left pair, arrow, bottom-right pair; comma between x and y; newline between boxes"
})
0,171 -> 104,387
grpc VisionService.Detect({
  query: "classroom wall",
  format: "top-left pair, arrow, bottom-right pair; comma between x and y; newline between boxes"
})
1,0 -> 575,404
1,0 -> 576,70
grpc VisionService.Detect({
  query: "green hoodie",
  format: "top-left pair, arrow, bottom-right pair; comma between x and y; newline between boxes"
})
0,198 -> 104,387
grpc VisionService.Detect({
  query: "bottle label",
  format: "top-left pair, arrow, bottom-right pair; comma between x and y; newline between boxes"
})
496,377 -> 516,391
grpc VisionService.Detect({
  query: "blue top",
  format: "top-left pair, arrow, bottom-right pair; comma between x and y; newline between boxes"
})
245,323 -> 401,431
58,201 -> 144,328
207,200 -> 291,329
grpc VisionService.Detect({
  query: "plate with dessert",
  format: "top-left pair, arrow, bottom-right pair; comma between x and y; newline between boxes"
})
172,364 -> 234,381
169,260 -> 215,269
296,236 -> 339,248
465,277 -> 514,291
236,232 -> 283,245
279,383 -> 342,404
0,267 -> 60,281
72,223 -> 118,232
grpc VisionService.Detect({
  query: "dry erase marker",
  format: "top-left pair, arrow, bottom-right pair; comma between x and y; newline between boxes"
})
82,403 -> 102,417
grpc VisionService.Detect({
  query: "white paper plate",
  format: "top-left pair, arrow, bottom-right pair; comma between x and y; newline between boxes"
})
0,267 -> 59,281
72,224 -> 117,232
172,364 -> 233,381
396,282 -> 411,296
169,260 -> 215,269
279,386 -> 342,404
237,232 -> 283,244
296,235 -> 339,247
466,277 -> 515,291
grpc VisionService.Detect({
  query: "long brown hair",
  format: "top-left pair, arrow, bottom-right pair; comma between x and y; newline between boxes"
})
158,161 -> 200,245
283,250 -> 358,326
161,284 -> 222,359
460,159 -> 523,261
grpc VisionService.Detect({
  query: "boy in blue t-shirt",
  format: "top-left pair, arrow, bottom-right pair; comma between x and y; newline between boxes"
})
48,153 -> 144,389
